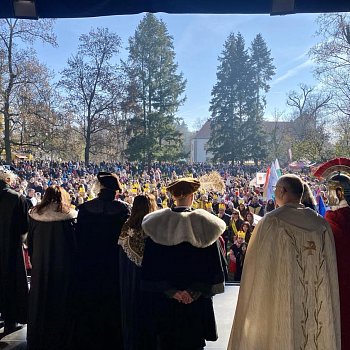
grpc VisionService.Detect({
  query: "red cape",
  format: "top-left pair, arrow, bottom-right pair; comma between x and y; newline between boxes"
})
325,206 -> 350,350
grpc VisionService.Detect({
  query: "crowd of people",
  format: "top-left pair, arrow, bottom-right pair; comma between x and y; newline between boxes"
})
0,159 -> 349,350
5,160 -> 331,282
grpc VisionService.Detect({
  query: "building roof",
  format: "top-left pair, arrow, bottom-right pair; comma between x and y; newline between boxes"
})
1,0 -> 349,19
192,119 -> 292,141
262,120 -> 292,134
194,120 -> 211,139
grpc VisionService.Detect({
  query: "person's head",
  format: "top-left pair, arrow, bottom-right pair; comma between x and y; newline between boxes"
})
27,188 -> 35,198
336,187 -> 345,201
92,171 -> 122,195
166,177 -> 201,207
301,182 -> 317,210
0,168 -> 17,186
239,202 -> 246,211
251,196 -> 259,204
231,209 -> 243,221
128,194 -> 157,231
218,203 -> 226,216
266,198 -> 276,212
274,174 -> 304,207
236,236 -> 244,244
246,212 -> 254,224
205,202 -> 213,212
34,186 -> 71,214
242,221 -> 251,233
237,230 -> 245,244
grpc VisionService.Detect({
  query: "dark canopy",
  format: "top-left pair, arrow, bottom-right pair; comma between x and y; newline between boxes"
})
1,0 -> 350,19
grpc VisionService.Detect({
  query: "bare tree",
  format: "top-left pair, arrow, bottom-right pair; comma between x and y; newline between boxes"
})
59,27 -> 122,164
0,18 -> 57,162
287,84 -> 332,161
267,109 -> 291,163
310,14 -> 350,157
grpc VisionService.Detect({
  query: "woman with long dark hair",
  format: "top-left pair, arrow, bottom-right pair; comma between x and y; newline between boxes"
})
301,182 -> 317,211
27,186 -> 77,350
241,221 -> 253,245
118,194 -> 158,350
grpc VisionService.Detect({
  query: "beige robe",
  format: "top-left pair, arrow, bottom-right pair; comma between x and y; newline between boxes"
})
227,203 -> 340,350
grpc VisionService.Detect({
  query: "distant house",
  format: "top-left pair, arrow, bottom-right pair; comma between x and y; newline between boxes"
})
190,120 -> 212,162
190,119 -> 293,163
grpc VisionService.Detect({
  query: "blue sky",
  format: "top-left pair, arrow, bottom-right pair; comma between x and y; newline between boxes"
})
33,13 -> 320,130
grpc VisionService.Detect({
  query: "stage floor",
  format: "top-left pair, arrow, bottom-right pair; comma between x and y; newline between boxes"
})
0,285 -> 240,350
206,285 -> 239,349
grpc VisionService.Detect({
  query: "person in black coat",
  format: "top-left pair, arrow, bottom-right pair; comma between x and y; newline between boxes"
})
141,178 -> 226,350
118,194 -> 158,350
0,168 -> 28,336
217,203 -> 231,252
73,172 -> 130,350
27,186 -> 78,350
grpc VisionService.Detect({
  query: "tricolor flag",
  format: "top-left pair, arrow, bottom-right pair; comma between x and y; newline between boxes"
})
275,159 -> 282,178
263,162 -> 279,200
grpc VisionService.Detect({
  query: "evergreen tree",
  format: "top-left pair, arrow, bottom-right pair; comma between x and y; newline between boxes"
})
208,32 -> 275,164
208,32 -> 255,163
248,34 -> 275,163
124,13 -> 186,164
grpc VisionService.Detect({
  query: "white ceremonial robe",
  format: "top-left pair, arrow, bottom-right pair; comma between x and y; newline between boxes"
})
227,203 -> 340,350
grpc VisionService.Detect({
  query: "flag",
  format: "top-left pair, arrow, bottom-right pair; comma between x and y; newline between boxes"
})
275,159 -> 282,178
263,166 -> 270,199
265,162 -> 279,200
263,163 -> 279,200
318,195 -> 326,217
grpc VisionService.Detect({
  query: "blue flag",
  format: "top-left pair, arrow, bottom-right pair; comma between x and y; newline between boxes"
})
318,196 -> 326,217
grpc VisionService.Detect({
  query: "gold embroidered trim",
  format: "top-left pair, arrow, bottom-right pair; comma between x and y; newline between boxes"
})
286,230 -> 326,350
118,222 -> 146,267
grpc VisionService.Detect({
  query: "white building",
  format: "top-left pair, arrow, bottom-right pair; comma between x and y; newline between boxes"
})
190,119 -> 293,163
190,120 -> 213,162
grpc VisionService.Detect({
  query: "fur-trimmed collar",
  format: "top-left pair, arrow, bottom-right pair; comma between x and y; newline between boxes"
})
330,199 -> 349,211
142,208 -> 226,248
29,204 -> 77,222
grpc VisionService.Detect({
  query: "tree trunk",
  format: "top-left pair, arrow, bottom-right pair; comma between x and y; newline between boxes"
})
4,107 -> 12,163
85,122 -> 91,164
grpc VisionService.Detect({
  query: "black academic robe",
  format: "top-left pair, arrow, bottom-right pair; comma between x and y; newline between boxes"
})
73,189 -> 130,349
219,212 -> 231,251
141,207 -> 225,350
0,181 -> 28,324
27,206 -> 77,350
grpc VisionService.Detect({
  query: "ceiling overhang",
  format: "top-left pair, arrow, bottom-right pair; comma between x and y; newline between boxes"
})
1,0 -> 350,19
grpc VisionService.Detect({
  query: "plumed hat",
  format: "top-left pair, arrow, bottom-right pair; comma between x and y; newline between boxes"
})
166,177 -> 200,198
97,172 -> 122,192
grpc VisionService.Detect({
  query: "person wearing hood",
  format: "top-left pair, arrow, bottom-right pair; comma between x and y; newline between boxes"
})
27,185 -> 77,350
325,186 -> 350,350
73,172 -> 130,349
141,177 -> 226,350
0,168 -> 29,337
